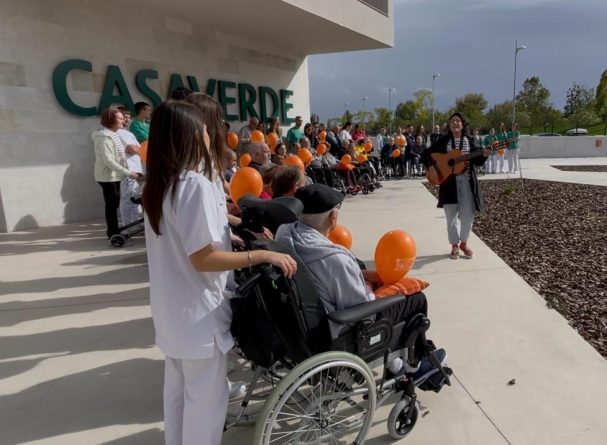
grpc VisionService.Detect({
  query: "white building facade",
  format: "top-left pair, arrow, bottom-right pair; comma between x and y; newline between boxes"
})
0,0 -> 393,232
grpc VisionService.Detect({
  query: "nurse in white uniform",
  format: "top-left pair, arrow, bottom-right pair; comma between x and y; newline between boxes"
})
142,101 -> 297,445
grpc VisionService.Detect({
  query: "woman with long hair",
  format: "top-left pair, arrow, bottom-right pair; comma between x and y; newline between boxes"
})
266,117 -> 283,141
421,112 -> 489,259
143,101 -> 296,445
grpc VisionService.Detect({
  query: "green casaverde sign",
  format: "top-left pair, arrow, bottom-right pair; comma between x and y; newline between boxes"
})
52,59 -> 295,124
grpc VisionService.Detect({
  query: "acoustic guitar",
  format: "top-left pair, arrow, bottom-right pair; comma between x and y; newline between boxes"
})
425,140 -> 509,185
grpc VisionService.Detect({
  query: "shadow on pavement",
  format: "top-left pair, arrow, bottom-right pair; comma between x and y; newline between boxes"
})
101,428 -> 164,445
0,358 -> 163,444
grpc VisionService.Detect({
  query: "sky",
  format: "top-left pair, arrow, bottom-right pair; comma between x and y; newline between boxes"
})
308,0 -> 607,121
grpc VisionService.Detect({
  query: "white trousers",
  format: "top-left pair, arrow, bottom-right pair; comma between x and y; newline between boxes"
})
507,149 -> 519,173
164,348 -> 229,445
443,175 -> 476,245
487,155 -> 497,173
119,178 -> 141,226
497,153 -> 505,173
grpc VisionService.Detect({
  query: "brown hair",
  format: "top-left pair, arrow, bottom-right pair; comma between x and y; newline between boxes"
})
100,108 -> 121,128
142,101 -> 208,235
271,165 -> 303,198
184,93 -> 225,180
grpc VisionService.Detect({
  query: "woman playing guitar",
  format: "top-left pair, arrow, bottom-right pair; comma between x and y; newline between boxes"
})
421,112 -> 490,259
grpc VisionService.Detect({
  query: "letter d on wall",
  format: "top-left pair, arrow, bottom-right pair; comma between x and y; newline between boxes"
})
52,59 -> 97,116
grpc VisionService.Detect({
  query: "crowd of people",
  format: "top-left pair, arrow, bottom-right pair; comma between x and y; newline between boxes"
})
91,86 -> 527,444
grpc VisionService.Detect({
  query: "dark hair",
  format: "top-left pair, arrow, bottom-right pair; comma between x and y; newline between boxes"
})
100,108 -> 121,128
262,164 -> 278,186
134,102 -> 150,115
271,165 -> 303,198
267,117 -> 280,134
447,112 -> 469,137
344,121 -> 352,127
142,101 -> 208,235
184,93 -> 226,181
170,86 -> 193,100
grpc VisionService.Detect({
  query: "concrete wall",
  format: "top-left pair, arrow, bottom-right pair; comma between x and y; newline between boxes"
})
520,136 -> 607,159
0,0 -> 312,232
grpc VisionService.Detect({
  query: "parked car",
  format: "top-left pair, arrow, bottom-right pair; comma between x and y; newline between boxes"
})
565,128 -> 588,136
535,132 -> 561,136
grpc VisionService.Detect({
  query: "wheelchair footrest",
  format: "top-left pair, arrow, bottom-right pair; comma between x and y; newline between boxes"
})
418,366 -> 453,393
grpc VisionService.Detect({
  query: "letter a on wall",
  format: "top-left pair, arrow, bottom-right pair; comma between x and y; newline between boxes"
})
98,65 -> 135,113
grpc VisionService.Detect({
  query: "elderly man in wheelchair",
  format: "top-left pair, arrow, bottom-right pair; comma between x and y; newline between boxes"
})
228,184 -> 451,444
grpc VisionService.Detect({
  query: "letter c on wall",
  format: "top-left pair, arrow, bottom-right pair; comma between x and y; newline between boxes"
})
52,59 -> 97,116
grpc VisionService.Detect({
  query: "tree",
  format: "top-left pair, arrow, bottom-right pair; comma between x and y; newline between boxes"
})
595,69 -> 607,125
373,107 -> 392,131
342,110 -> 354,125
452,93 -> 488,129
563,82 -> 597,128
516,76 -> 552,134
393,89 -> 433,129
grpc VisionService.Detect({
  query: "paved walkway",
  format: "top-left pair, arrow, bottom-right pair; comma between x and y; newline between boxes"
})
1,158 -> 606,444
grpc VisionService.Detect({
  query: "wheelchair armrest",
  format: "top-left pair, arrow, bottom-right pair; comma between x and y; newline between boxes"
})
327,295 -> 407,324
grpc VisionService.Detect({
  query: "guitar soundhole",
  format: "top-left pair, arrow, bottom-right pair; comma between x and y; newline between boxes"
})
447,159 -> 455,167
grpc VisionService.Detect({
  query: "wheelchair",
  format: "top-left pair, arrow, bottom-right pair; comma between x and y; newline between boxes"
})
226,197 -> 452,443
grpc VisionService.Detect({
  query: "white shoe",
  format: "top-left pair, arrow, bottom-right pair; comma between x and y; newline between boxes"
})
228,380 -> 246,399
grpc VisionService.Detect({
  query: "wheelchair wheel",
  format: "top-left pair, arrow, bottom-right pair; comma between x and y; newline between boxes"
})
253,351 -> 376,445
109,234 -> 126,248
387,396 -> 418,439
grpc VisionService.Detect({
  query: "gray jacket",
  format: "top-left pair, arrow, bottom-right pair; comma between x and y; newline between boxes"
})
275,222 -> 374,338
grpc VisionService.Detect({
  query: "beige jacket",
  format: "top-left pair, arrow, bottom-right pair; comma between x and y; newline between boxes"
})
92,129 -> 130,182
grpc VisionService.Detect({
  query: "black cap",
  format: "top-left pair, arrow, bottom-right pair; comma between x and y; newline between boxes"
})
295,184 -> 344,214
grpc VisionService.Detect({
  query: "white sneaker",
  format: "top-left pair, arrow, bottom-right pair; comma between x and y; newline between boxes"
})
228,380 -> 246,399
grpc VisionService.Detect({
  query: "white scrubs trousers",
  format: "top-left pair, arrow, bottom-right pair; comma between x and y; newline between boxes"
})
507,149 -> 520,173
163,346 -> 229,445
119,178 -> 141,226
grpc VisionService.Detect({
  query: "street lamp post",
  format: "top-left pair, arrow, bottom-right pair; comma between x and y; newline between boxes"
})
343,102 -> 349,121
432,73 -> 441,130
362,96 -> 368,129
388,87 -> 396,134
512,40 -> 527,125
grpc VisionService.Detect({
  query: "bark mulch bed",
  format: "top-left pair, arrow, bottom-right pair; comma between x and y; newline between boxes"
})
551,165 -> 607,172
424,179 -> 607,357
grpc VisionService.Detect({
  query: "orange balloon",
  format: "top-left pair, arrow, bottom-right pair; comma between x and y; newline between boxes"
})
397,135 -> 406,147
227,132 -> 239,150
251,130 -> 265,143
357,154 -> 368,163
374,230 -> 416,285
364,142 -> 373,153
392,149 -> 401,158
340,154 -> 352,166
297,148 -> 314,166
139,140 -> 148,164
229,166 -> 263,205
498,149 -> 505,155
284,154 -> 305,172
316,142 -> 328,156
328,224 -> 353,250
319,130 -> 327,142
240,153 -> 251,168
267,133 -> 278,152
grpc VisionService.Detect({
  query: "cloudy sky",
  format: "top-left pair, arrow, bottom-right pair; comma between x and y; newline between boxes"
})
308,0 -> 607,121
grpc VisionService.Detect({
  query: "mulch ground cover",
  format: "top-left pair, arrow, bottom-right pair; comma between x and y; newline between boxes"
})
424,179 -> 607,357
551,165 -> 607,172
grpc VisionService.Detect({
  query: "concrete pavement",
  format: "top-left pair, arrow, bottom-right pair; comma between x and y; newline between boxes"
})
1,158 -> 606,444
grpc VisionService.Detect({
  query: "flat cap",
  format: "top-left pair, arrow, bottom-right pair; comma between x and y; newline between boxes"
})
295,184 -> 344,214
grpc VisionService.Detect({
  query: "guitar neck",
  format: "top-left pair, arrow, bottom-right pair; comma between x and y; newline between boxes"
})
453,141 -> 507,164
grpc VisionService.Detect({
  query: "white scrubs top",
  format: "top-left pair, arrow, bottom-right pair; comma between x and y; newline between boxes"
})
145,170 -> 234,359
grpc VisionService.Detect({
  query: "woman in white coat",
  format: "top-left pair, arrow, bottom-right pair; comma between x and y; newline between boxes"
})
142,101 -> 297,445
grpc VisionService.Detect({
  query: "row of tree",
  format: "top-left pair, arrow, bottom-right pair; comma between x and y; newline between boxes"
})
327,70 -> 607,134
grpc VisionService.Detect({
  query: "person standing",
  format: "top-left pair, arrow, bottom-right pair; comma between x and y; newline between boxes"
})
421,112 -> 489,259
116,107 -> 144,228
496,122 -> 508,173
143,101 -> 296,445
93,108 -> 141,240
507,123 -> 521,174
286,115 -> 304,154
129,102 -> 152,143
430,125 -> 442,146
483,128 -> 498,174
237,116 -> 260,157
